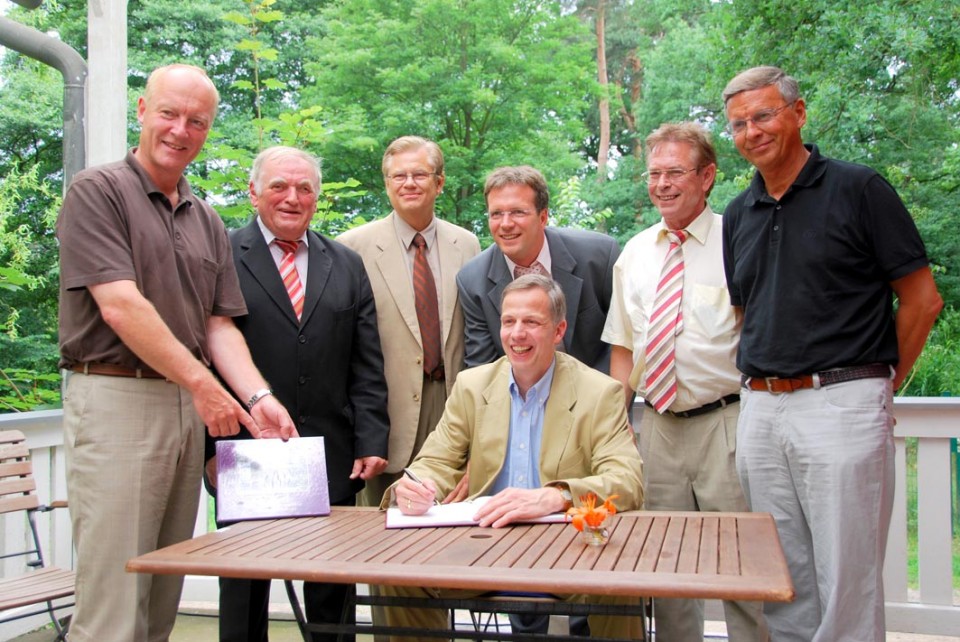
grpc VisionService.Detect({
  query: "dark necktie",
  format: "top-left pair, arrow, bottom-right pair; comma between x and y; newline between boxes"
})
412,233 -> 442,376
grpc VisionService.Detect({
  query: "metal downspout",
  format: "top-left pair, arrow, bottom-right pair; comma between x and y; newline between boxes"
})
0,9 -> 87,189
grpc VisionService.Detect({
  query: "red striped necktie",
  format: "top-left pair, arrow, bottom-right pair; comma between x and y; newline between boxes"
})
644,229 -> 688,413
274,239 -> 304,321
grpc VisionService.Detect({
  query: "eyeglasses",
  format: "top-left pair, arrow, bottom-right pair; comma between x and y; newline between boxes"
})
727,101 -> 796,136
488,209 -> 535,221
641,167 -> 701,184
386,172 -> 438,185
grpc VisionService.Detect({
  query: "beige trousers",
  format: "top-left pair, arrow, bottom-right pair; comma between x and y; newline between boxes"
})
639,401 -> 767,642
64,373 -> 204,642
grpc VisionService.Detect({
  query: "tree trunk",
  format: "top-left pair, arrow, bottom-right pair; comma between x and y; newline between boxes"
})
595,0 -> 609,182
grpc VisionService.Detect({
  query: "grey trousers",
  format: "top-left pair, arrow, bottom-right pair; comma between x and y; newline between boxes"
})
736,378 -> 894,641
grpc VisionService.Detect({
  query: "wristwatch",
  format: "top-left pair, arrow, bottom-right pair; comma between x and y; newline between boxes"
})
246,388 -> 273,410
556,486 -> 573,512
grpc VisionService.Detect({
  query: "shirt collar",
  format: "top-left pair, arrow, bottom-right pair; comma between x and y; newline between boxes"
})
745,143 -> 827,206
126,148 -> 195,210
656,205 -> 714,246
503,233 -> 552,276
508,357 -> 557,405
393,211 -> 438,250
255,216 -> 310,247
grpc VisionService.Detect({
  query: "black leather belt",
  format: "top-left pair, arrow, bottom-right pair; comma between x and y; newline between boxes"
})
741,363 -> 891,394
644,393 -> 740,419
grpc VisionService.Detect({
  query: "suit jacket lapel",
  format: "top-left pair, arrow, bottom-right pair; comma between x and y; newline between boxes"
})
545,228 -> 582,351
237,222 -> 300,327
373,213 -> 422,346
474,360 -> 513,496
299,231 -> 331,326
540,355 -> 576,481
484,246 -> 511,315
437,221 -> 464,345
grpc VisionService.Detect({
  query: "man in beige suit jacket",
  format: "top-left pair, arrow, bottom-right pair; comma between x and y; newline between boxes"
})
338,136 -> 480,507
386,275 -> 644,641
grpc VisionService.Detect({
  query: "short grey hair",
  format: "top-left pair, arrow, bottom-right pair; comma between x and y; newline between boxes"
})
484,166 -> 550,212
722,66 -> 800,107
250,146 -> 322,195
501,274 -> 566,326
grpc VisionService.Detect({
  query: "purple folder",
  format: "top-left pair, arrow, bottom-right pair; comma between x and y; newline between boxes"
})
215,437 -> 331,522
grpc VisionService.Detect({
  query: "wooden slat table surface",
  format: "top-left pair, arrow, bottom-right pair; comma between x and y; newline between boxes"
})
126,507 -> 794,602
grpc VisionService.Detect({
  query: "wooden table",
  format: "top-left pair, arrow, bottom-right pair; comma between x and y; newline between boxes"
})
127,507 -> 793,639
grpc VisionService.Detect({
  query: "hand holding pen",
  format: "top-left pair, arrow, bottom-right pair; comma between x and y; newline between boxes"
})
396,467 -> 440,515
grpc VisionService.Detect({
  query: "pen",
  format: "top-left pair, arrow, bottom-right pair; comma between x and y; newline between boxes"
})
403,467 -> 441,505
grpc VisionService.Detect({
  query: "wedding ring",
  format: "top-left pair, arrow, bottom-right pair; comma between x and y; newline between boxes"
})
406,499 -> 412,509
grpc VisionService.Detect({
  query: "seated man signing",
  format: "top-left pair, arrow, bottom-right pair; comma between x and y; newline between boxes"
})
383,274 -> 645,640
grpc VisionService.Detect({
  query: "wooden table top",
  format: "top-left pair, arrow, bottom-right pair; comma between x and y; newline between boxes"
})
127,507 -> 794,602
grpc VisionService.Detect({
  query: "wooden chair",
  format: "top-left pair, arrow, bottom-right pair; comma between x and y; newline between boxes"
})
0,430 -> 74,641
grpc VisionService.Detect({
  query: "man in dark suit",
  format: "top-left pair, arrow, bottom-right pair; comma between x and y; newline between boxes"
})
206,146 -> 390,642
454,165 -> 620,636
456,166 -> 620,374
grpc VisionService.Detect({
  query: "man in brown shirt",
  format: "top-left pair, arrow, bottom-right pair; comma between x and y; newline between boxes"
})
56,63 -> 295,642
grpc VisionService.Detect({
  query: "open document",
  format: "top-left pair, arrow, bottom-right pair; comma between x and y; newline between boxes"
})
385,496 -> 570,529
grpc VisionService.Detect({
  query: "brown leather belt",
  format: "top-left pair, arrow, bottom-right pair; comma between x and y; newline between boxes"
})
741,363 -> 891,394
70,363 -> 166,379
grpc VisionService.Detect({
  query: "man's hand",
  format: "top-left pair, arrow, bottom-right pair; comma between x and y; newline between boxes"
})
204,457 -> 218,490
249,395 -> 297,440
442,462 -> 471,503
394,475 -> 438,515
350,456 -> 388,480
473,487 -> 566,528
194,376 -> 262,439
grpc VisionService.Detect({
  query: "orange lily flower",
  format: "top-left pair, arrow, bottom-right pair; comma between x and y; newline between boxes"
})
566,493 -> 618,532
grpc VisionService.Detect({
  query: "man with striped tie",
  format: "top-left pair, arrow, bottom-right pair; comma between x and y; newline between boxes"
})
207,146 -> 390,641
601,123 -> 766,641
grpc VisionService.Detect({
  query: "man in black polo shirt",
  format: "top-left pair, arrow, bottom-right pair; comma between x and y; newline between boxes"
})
721,66 -> 943,641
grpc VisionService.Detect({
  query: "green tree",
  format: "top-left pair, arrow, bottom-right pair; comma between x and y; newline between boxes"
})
300,0 -> 597,234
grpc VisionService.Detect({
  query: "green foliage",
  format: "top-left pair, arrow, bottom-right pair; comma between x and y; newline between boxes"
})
301,0 -> 596,229
901,308 -> 960,397
0,0 -> 958,411
0,164 -> 62,411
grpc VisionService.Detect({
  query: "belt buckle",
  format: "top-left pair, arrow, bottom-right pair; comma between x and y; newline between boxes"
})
764,377 -> 785,394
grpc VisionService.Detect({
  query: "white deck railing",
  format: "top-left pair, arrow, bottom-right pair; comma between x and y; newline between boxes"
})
0,399 -> 957,636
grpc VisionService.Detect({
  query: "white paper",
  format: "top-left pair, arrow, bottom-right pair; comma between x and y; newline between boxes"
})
385,496 -> 570,529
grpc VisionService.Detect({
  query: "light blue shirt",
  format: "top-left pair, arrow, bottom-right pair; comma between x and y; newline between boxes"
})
489,359 -> 557,494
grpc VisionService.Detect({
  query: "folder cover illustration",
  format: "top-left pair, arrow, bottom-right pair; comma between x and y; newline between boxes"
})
216,437 -> 331,522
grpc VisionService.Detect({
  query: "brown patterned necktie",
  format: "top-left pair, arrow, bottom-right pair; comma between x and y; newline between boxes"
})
644,229 -> 688,413
513,261 -> 547,279
274,239 -> 304,321
412,233 -> 442,376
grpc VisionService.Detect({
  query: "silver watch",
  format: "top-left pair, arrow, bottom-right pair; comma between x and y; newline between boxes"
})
246,388 -> 273,410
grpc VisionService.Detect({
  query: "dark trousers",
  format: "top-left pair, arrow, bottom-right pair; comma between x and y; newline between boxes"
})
508,613 -> 590,637
218,575 -> 355,642
206,468 -> 356,642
